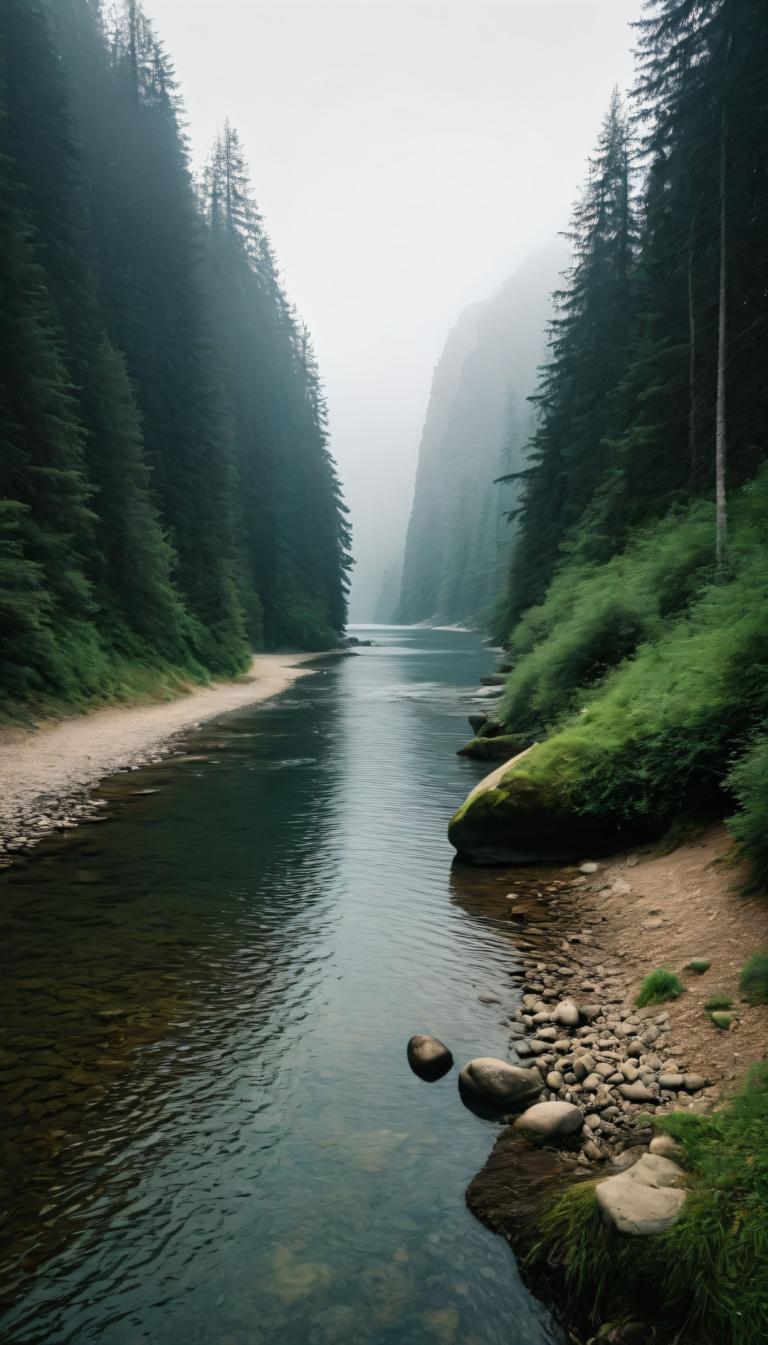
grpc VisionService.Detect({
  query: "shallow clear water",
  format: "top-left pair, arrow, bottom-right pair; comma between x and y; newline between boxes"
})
0,626 -> 561,1345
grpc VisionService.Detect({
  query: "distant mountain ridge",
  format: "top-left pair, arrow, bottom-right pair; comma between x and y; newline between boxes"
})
396,244 -> 564,626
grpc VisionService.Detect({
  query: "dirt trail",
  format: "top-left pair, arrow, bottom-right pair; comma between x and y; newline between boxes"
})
0,653 -> 325,851
576,824 -> 768,1093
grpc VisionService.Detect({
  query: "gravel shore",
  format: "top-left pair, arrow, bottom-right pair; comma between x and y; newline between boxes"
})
0,653 -> 323,857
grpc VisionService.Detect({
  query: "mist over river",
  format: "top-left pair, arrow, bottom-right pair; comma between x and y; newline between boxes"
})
0,627 -> 561,1345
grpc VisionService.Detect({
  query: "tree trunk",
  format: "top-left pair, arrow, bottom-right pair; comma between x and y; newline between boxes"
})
715,36 -> 732,571
687,223 -> 697,484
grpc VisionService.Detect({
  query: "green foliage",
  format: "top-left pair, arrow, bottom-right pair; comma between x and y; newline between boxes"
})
0,0 -> 350,716
686,959 -> 711,973
533,1066 -> 768,1344
738,954 -> 768,1007
727,734 -> 768,887
709,1011 -> 732,1030
704,994 -> 732,1011
635,968 -> 684,1008
500,502 -> 715,730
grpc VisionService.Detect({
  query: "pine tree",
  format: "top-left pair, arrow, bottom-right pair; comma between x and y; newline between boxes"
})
506,91 -> 636,621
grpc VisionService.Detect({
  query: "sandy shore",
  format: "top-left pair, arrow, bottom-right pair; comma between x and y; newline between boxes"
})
0,653 -> 325,853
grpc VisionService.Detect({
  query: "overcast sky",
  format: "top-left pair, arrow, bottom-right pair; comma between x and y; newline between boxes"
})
147,0 -> 638,619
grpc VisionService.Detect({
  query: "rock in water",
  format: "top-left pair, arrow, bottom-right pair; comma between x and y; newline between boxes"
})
513,1101 -> 583,1143
595,1153 -> 686,1236
407,1034 -> 453,1081
458,1058 -> 543,1111
447,748 -> 645,864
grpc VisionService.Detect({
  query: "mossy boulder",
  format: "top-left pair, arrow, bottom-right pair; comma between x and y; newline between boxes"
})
448,748 -> 638,864
457,732 -> 538,763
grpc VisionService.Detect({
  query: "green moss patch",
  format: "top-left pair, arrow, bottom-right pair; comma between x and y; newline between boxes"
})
704,994 -> 732,1012
685,958 -> 710,973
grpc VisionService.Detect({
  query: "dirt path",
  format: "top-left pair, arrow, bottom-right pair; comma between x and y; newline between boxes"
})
573,824 -> 768,1095
0,653 -> 327,853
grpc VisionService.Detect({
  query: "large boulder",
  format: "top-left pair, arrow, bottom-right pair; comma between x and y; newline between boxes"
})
407,1034 -> 453,1081
448,748 -> 638,865
595,1153 -> 687,1236
458,1057 -> 544,1111
513,1101 -> 583,1143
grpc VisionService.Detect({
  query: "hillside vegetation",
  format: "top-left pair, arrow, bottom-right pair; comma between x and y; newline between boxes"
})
452,0 -> 768,883
0,0 -> 351,717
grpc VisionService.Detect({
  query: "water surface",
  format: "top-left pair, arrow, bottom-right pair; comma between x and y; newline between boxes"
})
0,626 -> 560,1345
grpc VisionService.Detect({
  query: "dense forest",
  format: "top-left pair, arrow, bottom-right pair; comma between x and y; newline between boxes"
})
449,0 -> 768,884
397,246 -> 562,627
0,0 -> 351,716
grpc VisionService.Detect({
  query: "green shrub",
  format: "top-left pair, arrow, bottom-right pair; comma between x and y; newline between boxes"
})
685,959 -> 711,973
739,953 -> 768,1005
636,968 -> 684,1007
704,994 -> 732,1011
709,1011 -> 732,1029
727,732 -> 768,886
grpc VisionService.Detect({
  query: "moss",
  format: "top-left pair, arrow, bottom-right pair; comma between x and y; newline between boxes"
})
457,732 -> 537,762
685,958 -> 711,973
709,1011 -> 732,1029
635,968 -> 684,1007
739,953 -> 768,1005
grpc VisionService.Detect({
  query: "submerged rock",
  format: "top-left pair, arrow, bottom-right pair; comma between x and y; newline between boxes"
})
513,1101 -> 583,1143
595,1152 -> 686,1235
407,1034 -> 453,1081
458,1057 -> 543,1111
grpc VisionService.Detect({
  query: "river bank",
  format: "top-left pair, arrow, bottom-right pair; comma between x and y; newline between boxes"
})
464,821 -> 768,1342
0,653 -> 327,858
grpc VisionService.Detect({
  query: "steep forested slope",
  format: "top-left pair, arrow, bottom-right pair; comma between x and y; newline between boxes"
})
451,0 -> 768,887
0,0 -> 351,715
397,246 -> 562,626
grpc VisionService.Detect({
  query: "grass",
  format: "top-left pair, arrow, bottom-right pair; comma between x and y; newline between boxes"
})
704,994 -> 733,1012
739,953 -> 768,1006
531,1064 -> 768,1344
686,958 -> 711,973
635,968 -> 684,1007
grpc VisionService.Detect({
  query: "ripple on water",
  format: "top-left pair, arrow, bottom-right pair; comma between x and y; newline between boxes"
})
0,628 -> 562,1345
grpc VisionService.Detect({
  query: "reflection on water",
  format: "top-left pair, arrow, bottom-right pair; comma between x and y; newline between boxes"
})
0,628 -> 561,1344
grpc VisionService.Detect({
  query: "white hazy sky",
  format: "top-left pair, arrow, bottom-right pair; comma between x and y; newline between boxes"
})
146,0 -> 638,618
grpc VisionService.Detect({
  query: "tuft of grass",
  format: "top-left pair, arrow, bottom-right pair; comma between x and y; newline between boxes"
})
739,953 -> 768,1006
635,968 -> 684,1007
709,1011 -> 732,1030
704,993 -> 732,1011
685,958 -> 710,973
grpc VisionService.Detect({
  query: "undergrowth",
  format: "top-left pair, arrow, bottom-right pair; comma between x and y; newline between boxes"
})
739,954 -> 768,1006
489,471 -> 768,867
531,1065 -> 768,1344
635,968 -> 684,1007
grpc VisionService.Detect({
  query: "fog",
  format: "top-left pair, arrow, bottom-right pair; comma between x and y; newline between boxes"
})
146,0 -> 638,619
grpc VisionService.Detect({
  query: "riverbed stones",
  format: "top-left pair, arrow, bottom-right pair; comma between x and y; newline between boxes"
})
459,1058 -> 543,1111
683,1074 -> 707,1093
649,1135 -> 684,1160
658,1073 -> 685,1091
406,1035 -> 453,1082
513,1101 -> 584,1142
552,999 -> 581,1028
619,1082 -> 655,1103
595,1153 -> 687,1236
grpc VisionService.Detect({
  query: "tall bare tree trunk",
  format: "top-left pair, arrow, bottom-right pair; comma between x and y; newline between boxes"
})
687,221 -> 698,484
715,37 -> 732,570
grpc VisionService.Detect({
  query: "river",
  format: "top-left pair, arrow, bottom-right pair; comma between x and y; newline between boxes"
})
0,626 -> 561,1345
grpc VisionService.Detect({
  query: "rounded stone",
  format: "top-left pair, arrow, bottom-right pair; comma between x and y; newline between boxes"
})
513,1100 -> 584,1142
459,1057 -> 544,1111
407,1035 -> 453,1081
